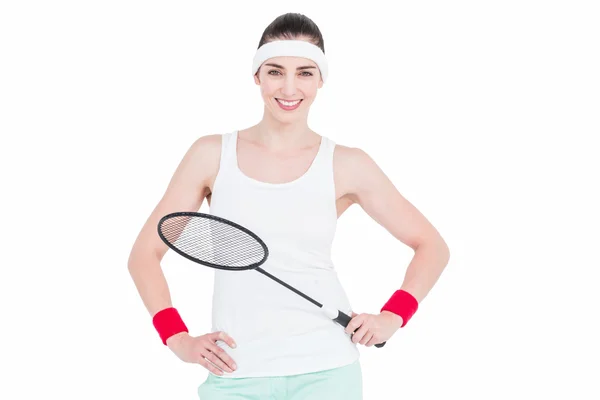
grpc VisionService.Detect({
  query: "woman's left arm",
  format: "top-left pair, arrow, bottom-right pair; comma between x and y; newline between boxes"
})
340,146 -> 450,345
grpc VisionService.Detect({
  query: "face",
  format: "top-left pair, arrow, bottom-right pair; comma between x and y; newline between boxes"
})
254,54 -> 323,120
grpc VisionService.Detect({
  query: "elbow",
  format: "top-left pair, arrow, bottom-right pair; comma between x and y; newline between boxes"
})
436,237 -> 450,258
127,247 -> 147,271
416,236 -> 450,262
436,238 -> 450,263
128,245 -> 162,271
127,250 -> 139,271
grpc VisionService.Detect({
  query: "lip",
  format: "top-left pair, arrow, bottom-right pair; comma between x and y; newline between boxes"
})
275,98 -> 303,111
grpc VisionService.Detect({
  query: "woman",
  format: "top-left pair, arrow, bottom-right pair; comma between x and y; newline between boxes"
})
128,12 -> 450,400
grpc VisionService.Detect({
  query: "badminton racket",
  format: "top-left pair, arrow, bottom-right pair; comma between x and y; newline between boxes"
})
157,211 -> 386,348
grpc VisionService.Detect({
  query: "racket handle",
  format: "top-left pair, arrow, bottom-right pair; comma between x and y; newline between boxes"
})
333,310 -> 386,348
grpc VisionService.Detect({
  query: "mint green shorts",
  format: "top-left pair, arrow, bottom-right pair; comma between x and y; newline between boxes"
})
197,359 -> 362,399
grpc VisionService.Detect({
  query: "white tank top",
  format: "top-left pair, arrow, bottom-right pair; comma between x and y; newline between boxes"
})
207,129 -> 360,378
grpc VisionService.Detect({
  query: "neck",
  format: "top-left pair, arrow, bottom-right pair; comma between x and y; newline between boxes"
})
251,108 -> 317,150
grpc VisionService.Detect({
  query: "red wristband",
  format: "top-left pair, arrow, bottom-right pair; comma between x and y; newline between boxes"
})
152,307 -> 188,345
380,290 -> 419,327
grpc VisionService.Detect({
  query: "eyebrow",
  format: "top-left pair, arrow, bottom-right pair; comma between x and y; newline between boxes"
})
263,63 -> 316,71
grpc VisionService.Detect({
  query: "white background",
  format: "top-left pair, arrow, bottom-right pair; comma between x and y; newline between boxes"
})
1,1 -> 599,399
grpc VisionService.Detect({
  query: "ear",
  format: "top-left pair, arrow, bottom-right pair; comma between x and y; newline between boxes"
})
254,73 -> 260,85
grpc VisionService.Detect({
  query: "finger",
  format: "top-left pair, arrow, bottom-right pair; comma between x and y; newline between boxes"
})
365,335 -> 380,347
359,331 -> 374,346
351,324 -> 370,344
202,347 -> 234,373
198,357 -> 225,376
345,314 -> 363,335
214,331 -> 237,349
206,342 -> 237,372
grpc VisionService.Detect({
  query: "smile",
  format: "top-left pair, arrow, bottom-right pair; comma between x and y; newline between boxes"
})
276,98 -> 303,110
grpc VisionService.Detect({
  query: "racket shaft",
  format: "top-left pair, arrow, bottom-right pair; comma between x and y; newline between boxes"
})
254,267 -> 386,348
255,267 -> 322,308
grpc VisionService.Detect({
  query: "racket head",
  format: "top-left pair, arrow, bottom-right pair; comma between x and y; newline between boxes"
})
157,211 -> 269,271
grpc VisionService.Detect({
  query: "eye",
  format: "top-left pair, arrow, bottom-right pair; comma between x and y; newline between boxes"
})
268,70 -> 314,76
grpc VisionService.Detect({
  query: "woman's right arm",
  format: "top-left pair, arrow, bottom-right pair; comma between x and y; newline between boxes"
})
127,134 -> 238,375
127,134 -> 221,327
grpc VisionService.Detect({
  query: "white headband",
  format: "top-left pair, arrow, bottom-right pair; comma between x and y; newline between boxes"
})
252,40 -> 328,83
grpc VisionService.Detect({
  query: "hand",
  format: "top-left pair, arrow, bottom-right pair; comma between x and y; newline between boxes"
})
345,311 -> 404,347
166,331 -> 238,376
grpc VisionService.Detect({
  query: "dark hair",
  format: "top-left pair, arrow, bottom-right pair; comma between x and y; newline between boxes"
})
257,13 -> 325,53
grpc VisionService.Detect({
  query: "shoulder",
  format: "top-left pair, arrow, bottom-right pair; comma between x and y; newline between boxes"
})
186,133 -> 223,167
333,143 -> 375,167
334,143 -> 379,179
178,133 -> 223,187
333,142 -> 380,197
189,133 -> 222,155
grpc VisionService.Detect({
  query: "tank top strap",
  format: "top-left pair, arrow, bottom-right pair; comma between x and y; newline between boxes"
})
317,135 -> 336,168
217,130 -> 238,174
308,134 -> 336,186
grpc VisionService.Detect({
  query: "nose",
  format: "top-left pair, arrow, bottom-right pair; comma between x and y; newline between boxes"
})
281,74 -> 297,97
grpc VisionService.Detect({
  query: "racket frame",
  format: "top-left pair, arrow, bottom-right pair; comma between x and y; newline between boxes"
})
157,211 -> 269,271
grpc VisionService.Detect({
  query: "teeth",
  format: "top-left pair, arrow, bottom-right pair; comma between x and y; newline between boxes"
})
277,99 -> 300,106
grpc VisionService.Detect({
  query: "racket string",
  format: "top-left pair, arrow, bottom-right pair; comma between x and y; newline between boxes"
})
160,215 -> 265,269
163,228 -> 262,265
164,222 -> 261,257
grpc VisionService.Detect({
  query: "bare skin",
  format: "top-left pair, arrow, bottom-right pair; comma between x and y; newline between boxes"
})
128,39 -> 450,376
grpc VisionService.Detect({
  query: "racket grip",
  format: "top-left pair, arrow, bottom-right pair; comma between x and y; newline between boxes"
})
333,310 -> 386,348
